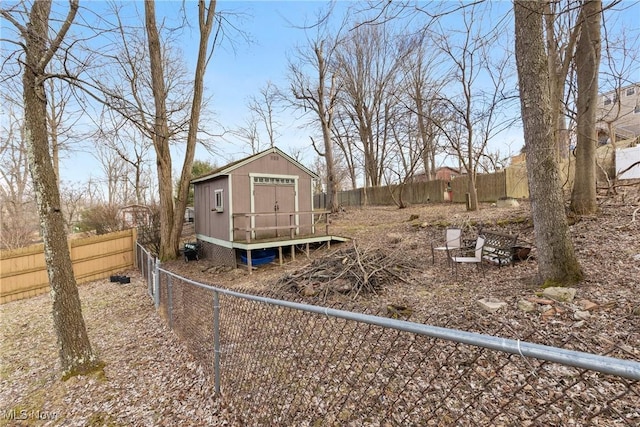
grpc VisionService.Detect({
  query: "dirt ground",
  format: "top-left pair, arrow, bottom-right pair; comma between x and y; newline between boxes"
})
167,196 -> 640,359
1,195 -> 638,426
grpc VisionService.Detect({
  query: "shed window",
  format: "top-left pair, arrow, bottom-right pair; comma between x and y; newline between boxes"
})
214,189 -> 223,212
626,87 -> 636,96
603,97 -> 612,106
253,176 -> 295,185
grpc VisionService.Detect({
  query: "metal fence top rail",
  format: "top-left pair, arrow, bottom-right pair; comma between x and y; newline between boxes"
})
156,264 -> 640,381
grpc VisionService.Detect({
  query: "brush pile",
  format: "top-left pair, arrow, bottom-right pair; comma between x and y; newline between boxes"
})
274,241 -> 417,300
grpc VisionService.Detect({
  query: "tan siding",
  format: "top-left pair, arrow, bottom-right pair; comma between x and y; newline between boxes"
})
298,175 -> 314,227
232,174 -> 252,214
194,183 -> 208,236
195,149 -> 317,244
233,152 -> 309,177
199,178 -> 231,241
505,164 -> 529,199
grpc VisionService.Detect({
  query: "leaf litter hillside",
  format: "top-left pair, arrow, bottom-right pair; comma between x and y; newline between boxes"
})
172,196 -> 640,359
1,195 -> 638,425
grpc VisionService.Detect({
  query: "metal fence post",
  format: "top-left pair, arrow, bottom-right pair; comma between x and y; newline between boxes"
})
213,291 -> 221,394
154,258 -> 160,309
167,276 -> 173,329
147,255 -> 152,296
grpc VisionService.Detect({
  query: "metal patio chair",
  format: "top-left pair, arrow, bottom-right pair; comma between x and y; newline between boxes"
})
431,227 -> 463,265
448,234 -> 486,279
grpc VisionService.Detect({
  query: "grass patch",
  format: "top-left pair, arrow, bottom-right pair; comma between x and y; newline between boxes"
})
86,412 -> 121,426
495,216 -> 531,226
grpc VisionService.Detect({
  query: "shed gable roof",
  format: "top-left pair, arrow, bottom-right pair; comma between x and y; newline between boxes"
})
191,146 -> 319,184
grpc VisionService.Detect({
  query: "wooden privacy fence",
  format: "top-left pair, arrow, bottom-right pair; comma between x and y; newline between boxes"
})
314,139 -> 636,209
0,228 -> 137,304
317,170 -> 526,209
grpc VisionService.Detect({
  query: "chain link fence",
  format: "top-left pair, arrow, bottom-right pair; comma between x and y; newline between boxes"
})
136,244 -> 640,425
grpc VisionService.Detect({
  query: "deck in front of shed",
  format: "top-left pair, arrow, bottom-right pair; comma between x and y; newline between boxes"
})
232,233 -> 351,273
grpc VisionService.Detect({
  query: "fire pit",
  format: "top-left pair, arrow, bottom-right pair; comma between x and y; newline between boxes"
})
511,245 -> 531,262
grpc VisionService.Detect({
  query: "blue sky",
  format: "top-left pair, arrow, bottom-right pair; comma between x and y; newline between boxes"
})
201,1 -> 335,159
58,0 -> 344,184
130,0 -> 519,177
32,0 -> 640,187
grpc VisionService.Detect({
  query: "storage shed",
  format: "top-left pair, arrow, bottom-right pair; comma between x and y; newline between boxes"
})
191,147 -> 347,271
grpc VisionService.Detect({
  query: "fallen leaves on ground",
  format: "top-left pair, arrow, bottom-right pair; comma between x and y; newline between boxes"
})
1,194 -> 639,425
0,278 -> 235,426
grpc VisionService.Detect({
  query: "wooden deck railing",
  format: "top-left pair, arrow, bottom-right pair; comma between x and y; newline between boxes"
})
232,210 -> 330,243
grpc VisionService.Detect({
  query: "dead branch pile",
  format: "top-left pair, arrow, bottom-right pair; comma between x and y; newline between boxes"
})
274,241 -> 416,300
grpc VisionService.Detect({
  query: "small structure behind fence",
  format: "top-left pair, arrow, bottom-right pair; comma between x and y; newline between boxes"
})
136,242 -> 639,425
1,229 -> 137,304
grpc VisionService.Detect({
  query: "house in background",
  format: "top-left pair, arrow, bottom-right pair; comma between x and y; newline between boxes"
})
411,166 -> 462,183
118,204 -> 151,228
184,207 -> 195,223
597,83 -> 640,144
191,147 -> 348,271
434,166 -> 462,182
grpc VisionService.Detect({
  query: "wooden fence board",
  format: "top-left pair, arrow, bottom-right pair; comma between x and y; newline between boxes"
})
313,139 -> 635,209
0,229 -> 137,304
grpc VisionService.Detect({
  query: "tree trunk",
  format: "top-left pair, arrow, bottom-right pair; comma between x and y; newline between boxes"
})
514,0 -> 582,285
324,73 -> 339,213
22,0 -> 100,378
171,0 -> 218,258
290,38 -> 339,212
314,46 -> 339,213
544,2 -> 580,162
467,132 -> 478,210
144,0 -> 174,260
546,19 -> 564,163
323,123 -> 339,212
570,1 -> 601,215
467,175 -> 478,210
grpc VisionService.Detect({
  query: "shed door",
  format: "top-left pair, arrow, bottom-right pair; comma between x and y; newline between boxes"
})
253,177 -> 296,239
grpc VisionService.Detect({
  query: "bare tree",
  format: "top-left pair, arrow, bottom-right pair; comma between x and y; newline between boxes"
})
541,2 -> 635,212
79,2 -> 214,243
331,111 -> 361,190
431,3 -> 516,211
95,108 -> 153,205
1,30 -> 81,244
1,0 -> 101,377
544,0 -> 580,162
514,0 -> 582,285
233,113 -> 264,154
247,81 -> 280,147
288,32 -> 341,213
60,181 -> 88,232
544,1 -> 636,161
384,108 -> 429,208
0,100 -> 39,248
334,21 -> 405,189
92,143 -> 132,206
400,34 -> 447,182
570,0 -> 602,214
93,4 -> 194,142
145,0 -> 220,260
90,2 -> 191,215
